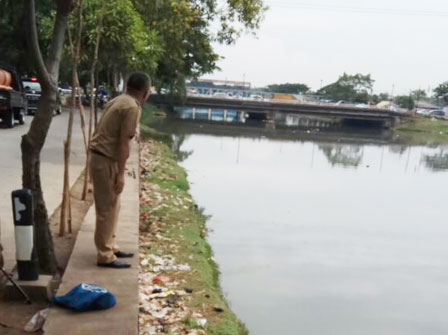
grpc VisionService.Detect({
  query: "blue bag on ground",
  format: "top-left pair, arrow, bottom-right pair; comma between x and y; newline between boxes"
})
53,284 -> 116,311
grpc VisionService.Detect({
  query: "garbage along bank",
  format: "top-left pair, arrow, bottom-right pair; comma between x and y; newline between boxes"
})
139,139 -> 248,335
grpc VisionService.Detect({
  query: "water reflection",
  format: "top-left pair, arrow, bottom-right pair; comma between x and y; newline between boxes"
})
388,144 -> 409,156
175,106 -> 242,123
319,144 -> 363,168
172,134 -> 193,162
148,117 -> 448,335
150,116 -> 394,148
423,150 -> 448,171
175,107 -> 372,130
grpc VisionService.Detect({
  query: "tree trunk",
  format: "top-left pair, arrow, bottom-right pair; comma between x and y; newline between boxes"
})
21,92 -> 60,274
23,0 -> 73,274
21,122 -> 56,274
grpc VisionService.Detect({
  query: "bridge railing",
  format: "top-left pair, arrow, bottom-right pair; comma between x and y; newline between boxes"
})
183,91 -> 409,114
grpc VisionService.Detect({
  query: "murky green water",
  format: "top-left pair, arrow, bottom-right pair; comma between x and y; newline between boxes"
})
153,117 -> 448,335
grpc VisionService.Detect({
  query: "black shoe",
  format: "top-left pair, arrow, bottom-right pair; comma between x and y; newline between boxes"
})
114,251 -> 134,258
97,260 -> 131,268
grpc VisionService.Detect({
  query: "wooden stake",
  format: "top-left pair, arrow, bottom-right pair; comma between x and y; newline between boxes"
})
67,190 -> 72,234
82,1 -> 106,200
60,0 -> 84,236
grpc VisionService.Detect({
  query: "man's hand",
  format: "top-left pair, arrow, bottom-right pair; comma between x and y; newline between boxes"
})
114,173 -> 125,194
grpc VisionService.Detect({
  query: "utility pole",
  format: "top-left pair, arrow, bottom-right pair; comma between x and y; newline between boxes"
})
415,86 -> 421,111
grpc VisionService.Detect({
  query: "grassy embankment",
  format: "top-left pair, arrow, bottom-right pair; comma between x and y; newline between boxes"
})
139,105 -> 247,335
394,117 -> 448,144
140,104 -> 172,144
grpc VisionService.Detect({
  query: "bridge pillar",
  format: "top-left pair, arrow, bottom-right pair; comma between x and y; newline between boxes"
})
267,110 -> 277,121
208,108 -> 212,120
382,117 -> 398,129
224,109 -> 228,121
192,107 -> 196,120
393,117 -> 399,127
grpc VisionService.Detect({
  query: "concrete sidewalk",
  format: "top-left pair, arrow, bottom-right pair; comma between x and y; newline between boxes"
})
0,111 -> 86,271
43,142 -> 140,335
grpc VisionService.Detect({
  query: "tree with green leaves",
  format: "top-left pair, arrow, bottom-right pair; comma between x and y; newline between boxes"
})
370,92 -> 390,104
78,0 -> 162,91
434,82 -> 448,98
132,0 -> 267,94
395,95 -> 415,110
338,73 -> 374,92
265,83 -> 310,94
0,0 -> 266,272
318,73 -> 374,103
2,0 -> 266,94
410,89 -> 427,100
0,0 -> 56,74
379,92 -> 390,101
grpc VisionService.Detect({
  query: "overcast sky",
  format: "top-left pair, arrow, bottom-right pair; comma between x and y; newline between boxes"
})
210,0 -> 448,95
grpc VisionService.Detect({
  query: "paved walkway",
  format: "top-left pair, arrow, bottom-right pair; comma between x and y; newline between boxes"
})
0,111 -> 86,270
43,142 -> 140,335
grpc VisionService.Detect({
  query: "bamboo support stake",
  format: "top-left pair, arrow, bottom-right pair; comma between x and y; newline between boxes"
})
82,1 -> 106,200
67,189 -> 72,233
76,84 -> 88,152
60,0 -> 84,236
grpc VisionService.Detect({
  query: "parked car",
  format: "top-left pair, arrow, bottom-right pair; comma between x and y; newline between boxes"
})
251,94 -> 263,100
355,103 -> 368,108
415,109 -> 428,115
0,64 -> 26,128
428,109 -> 445,118
22,77 -> 41,115
187,88 -> 197,95
22,77 -> 62,115
213,92 -> 232,98
58,83 -> 72,97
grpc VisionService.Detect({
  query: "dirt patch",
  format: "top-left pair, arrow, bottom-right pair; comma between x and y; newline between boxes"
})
49,172 -> 93,273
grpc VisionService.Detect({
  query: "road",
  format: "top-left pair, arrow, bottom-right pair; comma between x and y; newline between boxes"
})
0,110 -> 87,270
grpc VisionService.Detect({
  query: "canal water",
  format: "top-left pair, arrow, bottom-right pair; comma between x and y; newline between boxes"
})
151,115 -> 448,335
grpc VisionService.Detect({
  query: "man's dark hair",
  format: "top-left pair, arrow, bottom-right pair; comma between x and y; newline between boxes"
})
126,72 -> 151,93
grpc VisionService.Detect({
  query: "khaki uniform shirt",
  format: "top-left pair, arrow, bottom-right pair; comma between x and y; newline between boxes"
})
90,93 -> 141,161
0,218 -> 3,269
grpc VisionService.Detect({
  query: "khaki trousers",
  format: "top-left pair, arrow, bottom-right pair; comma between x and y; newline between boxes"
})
90,152 -> 120,264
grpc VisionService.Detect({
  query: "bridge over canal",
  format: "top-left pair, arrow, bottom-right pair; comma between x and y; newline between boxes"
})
151,94 -> 409,128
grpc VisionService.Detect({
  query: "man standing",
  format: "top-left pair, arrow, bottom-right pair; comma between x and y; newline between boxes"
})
89,72 -> 150,268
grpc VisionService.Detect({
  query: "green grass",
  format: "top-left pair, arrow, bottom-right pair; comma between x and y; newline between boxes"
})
140,123 -> 172,144
140,103 -> 161,124
394,117 -> 448,145
139,103 -> 173,144
182,317 -> 204,329
140,141 -> 248,335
